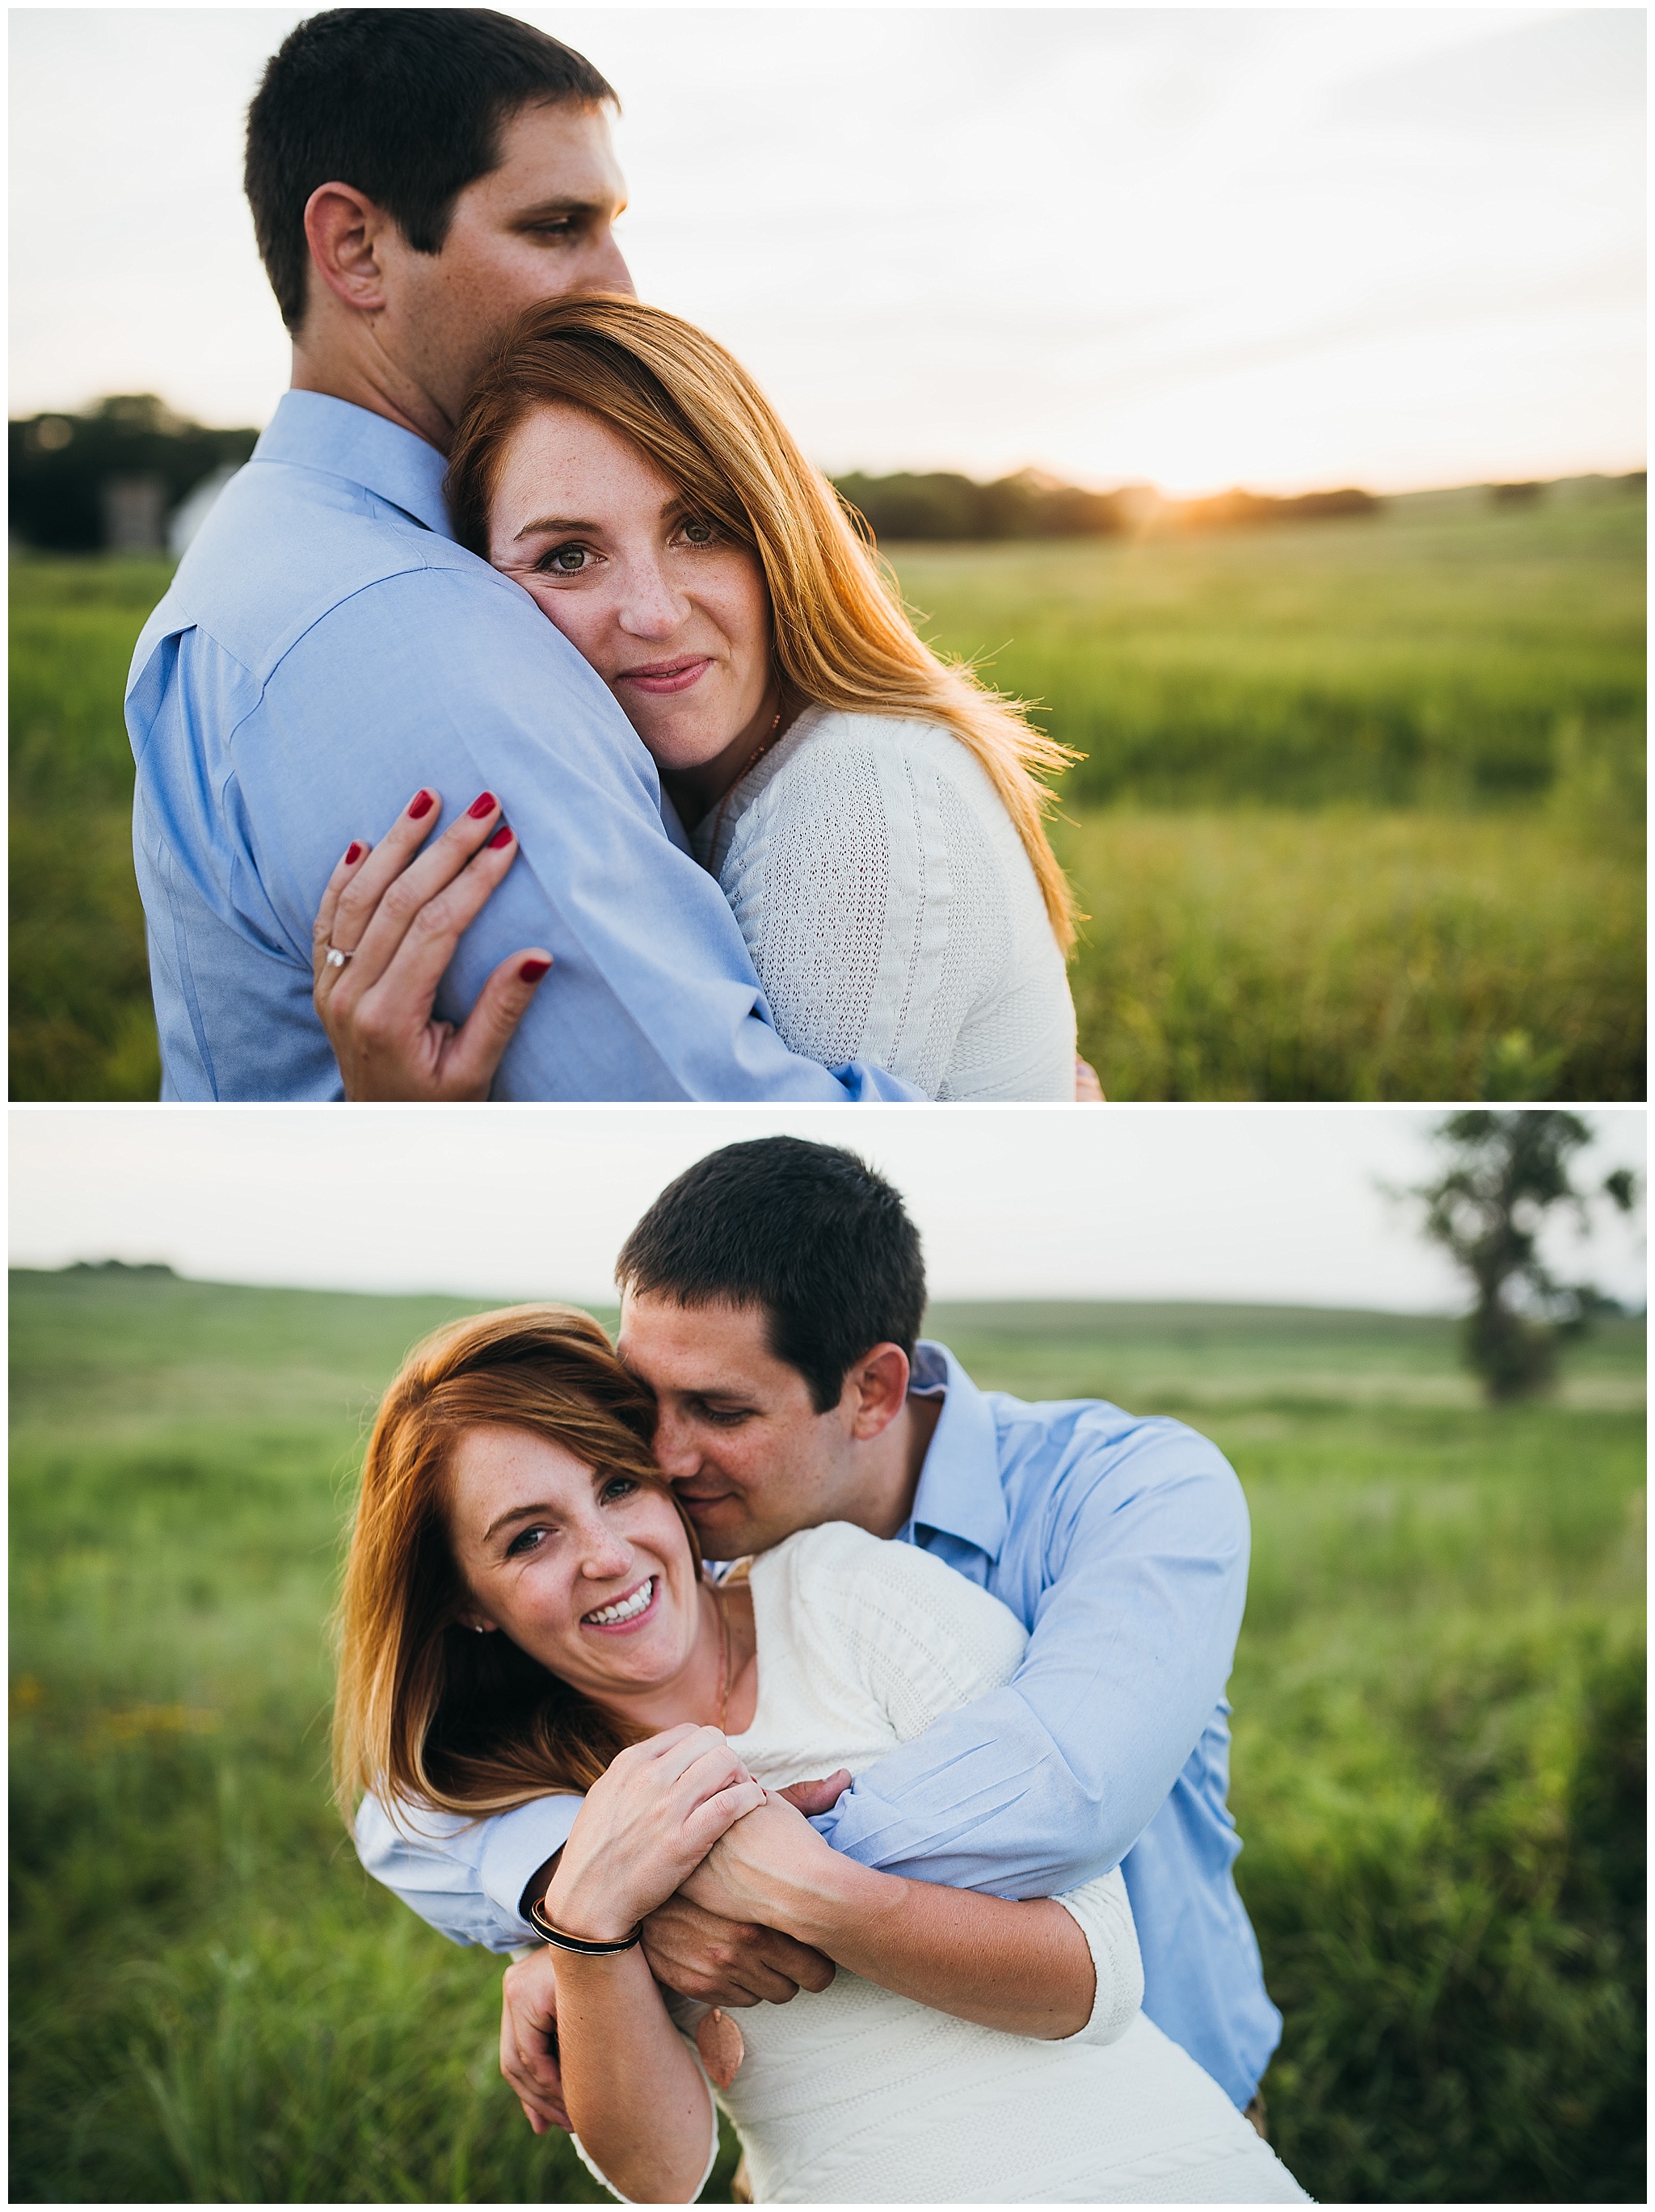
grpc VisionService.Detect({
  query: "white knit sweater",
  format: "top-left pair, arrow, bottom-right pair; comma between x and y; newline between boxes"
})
690,706 -> 1077,1100
573,1525 -> 1311,2206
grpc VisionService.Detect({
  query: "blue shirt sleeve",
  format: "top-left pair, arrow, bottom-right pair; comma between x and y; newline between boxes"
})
129,557 -> 920,1101
811,1415 -> 1252,1898
352,1789 -> 581,1953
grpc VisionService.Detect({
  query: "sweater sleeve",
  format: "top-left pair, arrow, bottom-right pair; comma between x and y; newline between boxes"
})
719,723 -> 1004,1095
1052,1868 -> 1144,2046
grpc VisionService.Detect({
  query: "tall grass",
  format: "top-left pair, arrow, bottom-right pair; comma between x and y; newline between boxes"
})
9,557 -> 172,1100
10,1272 -> 1645,2201
7,492 -> 1644,1099
1058,808 -> 1644,1100
887,488 -> 1646,809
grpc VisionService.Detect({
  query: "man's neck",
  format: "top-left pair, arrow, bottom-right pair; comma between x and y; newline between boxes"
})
289,335 -> 453,454
857,1390 -> 943,1541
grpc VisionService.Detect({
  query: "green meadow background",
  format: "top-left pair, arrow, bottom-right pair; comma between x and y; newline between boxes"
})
8,478 -> 1645,1101
11,1268 -> 1645,2202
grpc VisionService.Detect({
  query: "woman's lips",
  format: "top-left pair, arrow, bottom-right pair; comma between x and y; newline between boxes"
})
618,658 -> 712,696
579,1575 -> 663,1633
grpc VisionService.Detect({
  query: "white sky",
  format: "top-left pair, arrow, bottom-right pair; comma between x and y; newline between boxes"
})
9,6 -> 1645,494
8,1106 -> 1646,1312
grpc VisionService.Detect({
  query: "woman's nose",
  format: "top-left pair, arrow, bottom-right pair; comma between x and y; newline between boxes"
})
577,1510 -> 631,1561
616,560 -> 688,641
579,1537 -> 634,1587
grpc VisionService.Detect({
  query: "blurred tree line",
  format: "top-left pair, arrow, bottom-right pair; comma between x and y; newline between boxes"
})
15,407 -> 1383,553
10,396 -> 258,553
20,396 -> 1634,555
832,469 -> 1381,543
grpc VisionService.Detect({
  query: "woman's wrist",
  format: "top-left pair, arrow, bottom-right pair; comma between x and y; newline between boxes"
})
748,1835 -> 886,1951
543,1869 -> 642,1948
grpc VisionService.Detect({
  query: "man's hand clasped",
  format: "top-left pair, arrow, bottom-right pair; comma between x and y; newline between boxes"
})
312,786 -> 554,1100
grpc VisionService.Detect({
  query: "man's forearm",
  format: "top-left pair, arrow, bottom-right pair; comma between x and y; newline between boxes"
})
697,1844 -> 1094,2039
354,1788 -> 580,1952
818,1429 -> 1252,1896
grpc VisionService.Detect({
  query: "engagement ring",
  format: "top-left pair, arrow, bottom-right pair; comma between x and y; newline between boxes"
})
324,945 -> 352,969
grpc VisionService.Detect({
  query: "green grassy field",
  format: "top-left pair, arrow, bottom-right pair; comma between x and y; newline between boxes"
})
8,488 -> 1644,1099
890,487 -> 1646,1101
11,1271 -> 1644,2202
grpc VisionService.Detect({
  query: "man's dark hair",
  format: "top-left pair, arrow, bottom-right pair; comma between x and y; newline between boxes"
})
245,9 -> 616,332
616,1139 -> 927,1413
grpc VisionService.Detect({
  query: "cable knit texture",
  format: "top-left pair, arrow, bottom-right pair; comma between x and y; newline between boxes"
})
573,1525 -> 1310,2205
690,707 -> 1077,1099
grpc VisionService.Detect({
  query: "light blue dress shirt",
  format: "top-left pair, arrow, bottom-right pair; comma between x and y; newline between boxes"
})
124,391 -> 919,1101
354,1343 -> 1282,2108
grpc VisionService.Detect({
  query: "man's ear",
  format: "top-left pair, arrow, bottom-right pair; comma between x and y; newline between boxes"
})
303,181 -> 394,317
845,1343 -> 912,1441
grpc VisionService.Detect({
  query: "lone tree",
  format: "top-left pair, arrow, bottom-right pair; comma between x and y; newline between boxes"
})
1414,1112 -> 1638,1400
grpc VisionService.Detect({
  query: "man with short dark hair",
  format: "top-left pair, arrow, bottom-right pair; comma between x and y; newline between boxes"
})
358,1138 -> 1284,2128
127,10 -> 917,1101
616,1137 -> 929,1415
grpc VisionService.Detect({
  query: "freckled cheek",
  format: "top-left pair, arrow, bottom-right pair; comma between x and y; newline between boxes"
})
520,582 -> 621,671
719,571 -> 773,685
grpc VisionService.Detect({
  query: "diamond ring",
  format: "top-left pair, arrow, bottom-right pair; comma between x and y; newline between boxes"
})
324,945 -> 352,969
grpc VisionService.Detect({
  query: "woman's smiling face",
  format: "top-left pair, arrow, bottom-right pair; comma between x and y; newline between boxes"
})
487,402 -> 778,806
445,1424 -> 701,1709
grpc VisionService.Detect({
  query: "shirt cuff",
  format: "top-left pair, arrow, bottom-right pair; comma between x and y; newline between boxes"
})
478,1793 -> 583,1935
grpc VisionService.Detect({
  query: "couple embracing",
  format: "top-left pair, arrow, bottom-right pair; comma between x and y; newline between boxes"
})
340,1137 -> 1309,2202
127,8 -> 1094,1105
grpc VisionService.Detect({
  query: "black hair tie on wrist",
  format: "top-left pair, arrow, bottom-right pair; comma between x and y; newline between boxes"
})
527,1896 -> 643,1953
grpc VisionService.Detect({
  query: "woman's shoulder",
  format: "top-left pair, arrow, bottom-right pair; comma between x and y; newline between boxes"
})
784,703 -> 973,766
755,1521 -> 1028,1679
743,706 -> 1006,846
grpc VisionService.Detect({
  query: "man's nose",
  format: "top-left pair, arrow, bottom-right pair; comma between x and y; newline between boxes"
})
651,1407 -> 701,1479
588,233 -> 635,300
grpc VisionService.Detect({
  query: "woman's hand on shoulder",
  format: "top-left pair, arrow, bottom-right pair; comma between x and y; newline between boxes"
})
547,1725 -> 768,1942
312,786 -> 550,1100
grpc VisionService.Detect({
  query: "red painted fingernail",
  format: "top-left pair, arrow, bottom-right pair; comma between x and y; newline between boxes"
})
408,788 -> 436,820
344,841 -> 365,866
468,791 -> 498,819
519,957 -> 552,983
487,822 -> 514,850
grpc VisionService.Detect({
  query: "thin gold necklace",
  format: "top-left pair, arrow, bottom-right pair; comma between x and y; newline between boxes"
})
713,1583 -> 730,1735
710,696 -> 786,855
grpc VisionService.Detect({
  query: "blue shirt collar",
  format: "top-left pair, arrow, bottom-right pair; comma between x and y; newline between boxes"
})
903,1339 -> 1008,1562
252,390 -> 455,539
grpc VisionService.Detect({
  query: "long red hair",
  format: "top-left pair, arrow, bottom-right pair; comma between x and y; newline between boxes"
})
446,294 -> 1080,950
331,1304 -> 700,1822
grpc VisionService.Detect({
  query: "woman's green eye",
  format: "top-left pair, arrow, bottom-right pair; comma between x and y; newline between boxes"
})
682,519 -> 714,545
545,545 -> 587,573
